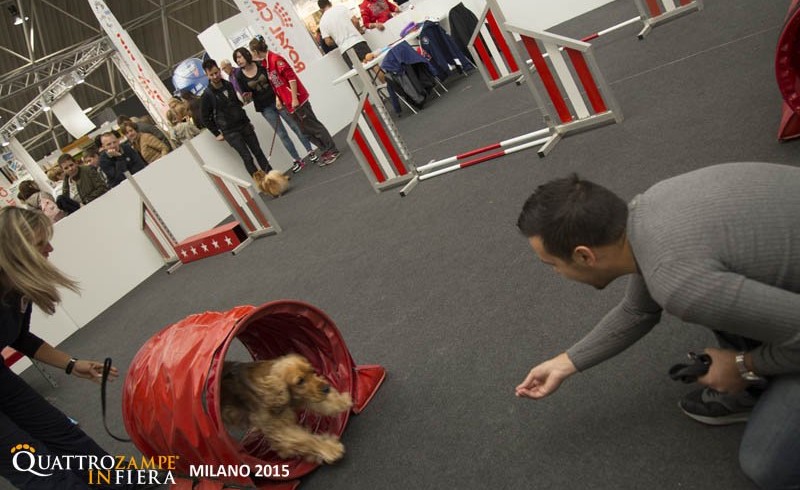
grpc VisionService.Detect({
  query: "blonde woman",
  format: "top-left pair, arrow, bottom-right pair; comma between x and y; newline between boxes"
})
0,207 -> 125,489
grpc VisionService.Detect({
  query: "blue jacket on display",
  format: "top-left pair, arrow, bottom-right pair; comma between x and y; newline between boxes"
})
418,20 -> 473,79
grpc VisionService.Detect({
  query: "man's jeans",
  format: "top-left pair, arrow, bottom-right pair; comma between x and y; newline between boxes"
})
716,331 -> 800,489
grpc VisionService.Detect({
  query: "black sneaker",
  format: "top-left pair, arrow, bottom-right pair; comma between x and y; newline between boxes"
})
305,151 -> 319,164
290,160 -> 305,173
678,387 -> 757,425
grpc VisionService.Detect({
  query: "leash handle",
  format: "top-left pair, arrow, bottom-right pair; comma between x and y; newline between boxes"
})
101,358 -> 132,442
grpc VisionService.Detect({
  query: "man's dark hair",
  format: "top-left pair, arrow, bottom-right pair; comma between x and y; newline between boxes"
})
116,115 -> 131,126
232,47 -> 253,65
318,0 -> 332,9
56,153 -> 75,164
83,147 -> 99,159
517,173 -> 628,261
201,59 -> 218,72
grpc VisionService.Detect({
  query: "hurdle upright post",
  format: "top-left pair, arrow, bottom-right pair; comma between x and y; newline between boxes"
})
468,0 -> 521,90
634,0 -> 703,39
505,23 -> 623,157
124,171 -> 183,273
345,49 -> 416,193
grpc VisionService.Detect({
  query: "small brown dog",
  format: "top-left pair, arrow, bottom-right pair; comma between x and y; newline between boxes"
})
220,354 -> 352,463
252,169 -> 290,198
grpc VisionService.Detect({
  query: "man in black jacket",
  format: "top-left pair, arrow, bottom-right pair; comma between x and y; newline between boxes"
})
99,132 -> 147,188
201,59 -> 272,178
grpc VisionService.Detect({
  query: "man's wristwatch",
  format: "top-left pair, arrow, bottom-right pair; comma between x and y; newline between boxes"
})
735,352 -> 763,383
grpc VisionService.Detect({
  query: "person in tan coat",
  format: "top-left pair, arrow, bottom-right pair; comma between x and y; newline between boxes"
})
120,122 -> 170,164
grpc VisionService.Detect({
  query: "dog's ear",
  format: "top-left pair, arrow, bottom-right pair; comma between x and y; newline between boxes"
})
256,374 -> 291,408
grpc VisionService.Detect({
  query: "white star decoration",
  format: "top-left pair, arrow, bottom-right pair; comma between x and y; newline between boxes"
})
224,236 -> 233,246
180,249 -> 188,258
212,239 -> 219,249
201,243 -> 209,252
190,246 -> 197,255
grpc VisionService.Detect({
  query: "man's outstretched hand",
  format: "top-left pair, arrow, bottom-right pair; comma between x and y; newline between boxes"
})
516,352 -> 577,400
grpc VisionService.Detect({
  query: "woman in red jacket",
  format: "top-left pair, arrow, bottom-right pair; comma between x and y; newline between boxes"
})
249,37 -> 341,166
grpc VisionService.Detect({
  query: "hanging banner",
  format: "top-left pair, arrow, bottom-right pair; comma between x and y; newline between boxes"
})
231,0 -> 321,74
52,93 -> 96,139
88,0 -> 171,129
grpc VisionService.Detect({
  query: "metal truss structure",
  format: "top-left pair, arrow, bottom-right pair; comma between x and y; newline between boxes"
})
0,0 -> 239,159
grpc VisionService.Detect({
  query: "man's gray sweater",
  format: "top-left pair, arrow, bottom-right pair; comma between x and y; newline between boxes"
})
566,162 -> 800,376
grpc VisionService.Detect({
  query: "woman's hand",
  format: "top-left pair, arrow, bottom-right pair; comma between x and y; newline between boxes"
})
71,359 -> 118,384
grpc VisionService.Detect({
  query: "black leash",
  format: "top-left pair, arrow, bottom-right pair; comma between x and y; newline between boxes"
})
101,358 -> 132,442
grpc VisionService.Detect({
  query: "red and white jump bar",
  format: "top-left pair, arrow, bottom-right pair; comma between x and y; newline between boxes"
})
400,129 -> 550,196
581,16 -> 642,42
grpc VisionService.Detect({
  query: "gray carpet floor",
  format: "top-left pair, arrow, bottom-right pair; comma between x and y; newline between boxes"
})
15,0 -> 798,488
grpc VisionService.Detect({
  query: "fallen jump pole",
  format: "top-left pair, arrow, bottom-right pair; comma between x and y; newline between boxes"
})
519,16 -> 642,78
400,135 -> 550,196
420,136 -> 550,181
415,127 -> 551,175
581,16 -> 642,42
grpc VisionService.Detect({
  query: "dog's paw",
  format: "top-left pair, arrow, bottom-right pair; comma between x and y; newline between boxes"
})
316,436 -> 345,464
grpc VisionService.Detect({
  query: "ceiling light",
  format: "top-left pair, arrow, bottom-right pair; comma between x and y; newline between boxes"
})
82,107 -> 93,113
42,105 -> 51,112
1,136 -> 9,147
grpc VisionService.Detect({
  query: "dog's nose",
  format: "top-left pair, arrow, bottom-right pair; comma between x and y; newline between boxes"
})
321,384 -> 330,394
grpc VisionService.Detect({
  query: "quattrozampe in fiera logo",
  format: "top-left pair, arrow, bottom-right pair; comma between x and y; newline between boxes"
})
10,444 -> 178,485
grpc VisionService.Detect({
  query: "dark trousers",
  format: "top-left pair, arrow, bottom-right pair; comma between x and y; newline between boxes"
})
0,366 -> 122,489
291,103 -> 337,154
224,123 -> 271,175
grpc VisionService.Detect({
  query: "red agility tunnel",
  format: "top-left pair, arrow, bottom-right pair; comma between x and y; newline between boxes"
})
776,0 -> 800,140
122,300 -> 385,490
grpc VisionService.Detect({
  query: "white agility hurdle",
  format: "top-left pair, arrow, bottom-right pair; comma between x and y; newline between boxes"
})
400,24 -> 623,196
125,170 -> 183,272
345,49 -> 415,193
511,25 -> 623,156
141,201 -> 179,265
202,166 -> 282,240
634,0 -> 703,39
